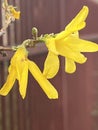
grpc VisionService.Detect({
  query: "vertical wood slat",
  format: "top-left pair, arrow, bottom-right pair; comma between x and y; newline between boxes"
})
0,62 -> 3,130
1,99 -> 6,130
1,0 -> 8,46
1,0 -> 10,129
90,52 -> 98,130
0,63 -> 7,130
59,0 -> 69,130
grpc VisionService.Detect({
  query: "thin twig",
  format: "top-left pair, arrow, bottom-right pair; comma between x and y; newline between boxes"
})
0,38 -> 45,52
0,46 -> 13,51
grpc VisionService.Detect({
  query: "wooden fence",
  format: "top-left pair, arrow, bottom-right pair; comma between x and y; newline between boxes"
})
0,0 -> 98,130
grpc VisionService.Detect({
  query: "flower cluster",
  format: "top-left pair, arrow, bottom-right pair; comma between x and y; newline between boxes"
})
0,46 -> 58,99
43,6 -> 98,77
0,6 -> 98,99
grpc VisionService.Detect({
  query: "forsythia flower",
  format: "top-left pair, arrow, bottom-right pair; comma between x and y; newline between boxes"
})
2,2 -> 20,20
9,6 -> 20,19
0,46 -> 58,99
43,6 -> 98,79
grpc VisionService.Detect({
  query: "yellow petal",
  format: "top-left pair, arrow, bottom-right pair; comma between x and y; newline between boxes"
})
66,6 -> 89,30
28,60 -> 58,99
65,6 -> 89,31
63,35 -> 98,52
11,47 -> 29,99
56,6 -> 89,40
56,40 -> 87,63
12,11 -> 20,19
18,61 -> 28,99
65,58 -> 76,73
0,66 -> 16,95
11,46 -> 28,65
43,51 -> 59,79
11,47 -> 28,80
15,59 -> 26,81
45,37 -> 59,55
10,7 -> 20,19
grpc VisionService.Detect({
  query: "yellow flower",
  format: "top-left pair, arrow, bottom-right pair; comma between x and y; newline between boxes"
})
9,6 -> 20,19
43,6 -> 98,78
0,46 -> 58,99
3,1 -> 20,20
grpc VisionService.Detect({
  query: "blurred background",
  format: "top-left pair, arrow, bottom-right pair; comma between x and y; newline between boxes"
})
0,0 -> 98,130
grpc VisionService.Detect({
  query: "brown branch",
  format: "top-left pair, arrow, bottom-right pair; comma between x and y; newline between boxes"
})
0,46 -> 13,51
0,38 -> 45,52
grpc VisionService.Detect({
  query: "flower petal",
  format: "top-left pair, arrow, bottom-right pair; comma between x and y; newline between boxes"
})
43,51 -> 60,79
0,66 -> 16,95
56,6 -> 89,40
10,7 -> 20,19
63,36 -> 98,52
65,6 -> 88,31
56,40 -> 87,63
15,60 -> 25,81
11,46 -> 28,81
28,60 -> 58,99
18,61 -> 28,99
45,37 -> 58,54
65,58 -> 76,73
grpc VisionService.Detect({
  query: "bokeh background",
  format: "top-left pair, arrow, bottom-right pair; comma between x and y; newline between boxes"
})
0,0 -> 98,130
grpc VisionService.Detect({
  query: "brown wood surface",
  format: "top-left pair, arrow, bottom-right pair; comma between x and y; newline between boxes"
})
0,0 -> 98,130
